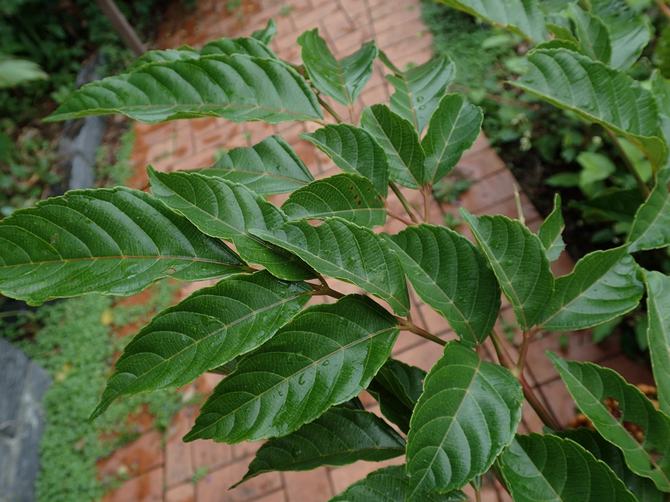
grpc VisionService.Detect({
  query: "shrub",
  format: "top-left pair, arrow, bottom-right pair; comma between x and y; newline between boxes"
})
1,13 -> 669,500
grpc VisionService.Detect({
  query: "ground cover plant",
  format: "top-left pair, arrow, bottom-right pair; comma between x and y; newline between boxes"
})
1,12 -> 669,500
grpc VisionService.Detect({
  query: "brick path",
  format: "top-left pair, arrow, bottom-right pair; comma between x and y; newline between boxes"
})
101,0 -> 653,500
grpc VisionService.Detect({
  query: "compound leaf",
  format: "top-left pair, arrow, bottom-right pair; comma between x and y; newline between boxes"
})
462,210 -> 554,330
386,55 -> 455,133
644,270 -> 670,415
298,28 -> 377,106
282,173 -> 386,227
331,465 -> 466,502
47,54 -> 322,123
540,246 -> 643,331
149,168 -> 314,281
499,433 -> 636,502
302,124 -> 389,196
422,94 -> 483,185
406,342 -> 523,497
238,406 -> 405,484
513,48 -> 667,168
367,359 -> 426,433
538,193 -> 565,262
360,104 -> 424,189
0,188 -> 243,304
549,353 -> 670,491
203,135 -> 314,195
388,224 -> 500,346
253,218 -> 409,315
92,270 -> 310,418
184,295 -> 398,443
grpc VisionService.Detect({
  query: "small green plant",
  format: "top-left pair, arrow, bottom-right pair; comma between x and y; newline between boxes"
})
1,13 -> 670,500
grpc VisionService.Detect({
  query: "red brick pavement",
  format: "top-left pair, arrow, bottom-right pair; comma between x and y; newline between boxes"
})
100,0 -> 651,500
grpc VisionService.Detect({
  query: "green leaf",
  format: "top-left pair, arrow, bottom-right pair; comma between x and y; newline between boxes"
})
406,342 -> 523,497
127,46 -> 200,71
561,428 -> 665,502
46,54 -> 322,124
298,28 -> 377,106
462,210 -> 554,330
498,433 -> 636,502
549,353 -> 670,491
538,193 -> 565,261
301,124 -> 389,196
367,359 -> 426,433
590,0 -> 651,70
238,406 -> 405,484
253,218 -> 410,315
92,270 -> 310,418
438,0 -> 547,43
282,173 -> 386,228
644,270 -> 670,415
388,224 -> 500,346
566,4 -> 611,65
331,465 -> 466,502
386,55 -> 455,133
0,188 -> 243,304
577,152 -> 616,190
184,294 -> 398,443
627,174 -> 670,252
540,246 -> 643,331
251,19 -> 277,45
422,94 -> 483,185
651,72 -> 670,146
360,104 -> 424,188
512,48 -> 667,168
200,36 -> 276,58
148,168 -> 314,281
203,135 -> 314,195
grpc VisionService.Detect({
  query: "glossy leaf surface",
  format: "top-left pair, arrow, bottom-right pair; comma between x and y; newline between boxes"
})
298,28 -> 377,105
239,406 -> 404,483
302,124 -> 389,196
540,246 -> 643,331
538,193 -> 565,261
644,270 -> 670,415
282,173 -> 385,227
0,188 -> 243,304
627,175 -> 670,252
462,210 -> 554,330
185,295 -> 398,442
204,135 -> 314,195
499,433 -> 636,502
253,218 -> 409,315
93,271 -> 310,417
406,342 -> 523,497
389,224 -> 500,346
149,168 -> 314,280
47,54 -> 322,123
550,354 -> 670,491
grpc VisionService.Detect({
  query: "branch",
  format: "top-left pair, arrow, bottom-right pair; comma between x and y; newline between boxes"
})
390,181 -> 420,224
317,95 -> 345,124
606,131 -> 650,197
421,184 -> 432,222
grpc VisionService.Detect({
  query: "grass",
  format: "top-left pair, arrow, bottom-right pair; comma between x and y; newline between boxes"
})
2,280 -> 185,502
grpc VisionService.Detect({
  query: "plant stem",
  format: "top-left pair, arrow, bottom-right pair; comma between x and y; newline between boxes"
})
390,181 -> 420,224
421,184 -> 432,222
490,329 -> 562,431
317,95 -> 345,124
387,210 -> 413,226
516,328 -> 537,373
396,317 -> 446,346
657,0 -> 670,19
606,130 -> 650,197
513,182 -> 525,225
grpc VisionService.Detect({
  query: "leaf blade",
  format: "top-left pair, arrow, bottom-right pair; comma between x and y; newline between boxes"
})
406,342 -> 523,496
388,224 -> 500,346
47,54 -> 322,123
185,295 -> 398,442
538,193 -> 565,262
549,353 -> 670,491
644,270 -> 670,415
0,187 -> 243,304
282,173 -> 386,227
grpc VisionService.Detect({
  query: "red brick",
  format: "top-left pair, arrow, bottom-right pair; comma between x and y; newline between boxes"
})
193,439 -> 234,471
98,430 -> 164,481
328,457 -> 403,495
166,408 -> 196,487
166,482 -> 195,502
196,460 -> 282,501
283,467 -> 333,501
102,468 -> 163,502
456,147 -> 506,180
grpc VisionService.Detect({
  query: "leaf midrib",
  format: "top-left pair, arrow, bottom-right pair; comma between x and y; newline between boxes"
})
0,253 -> 231,270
